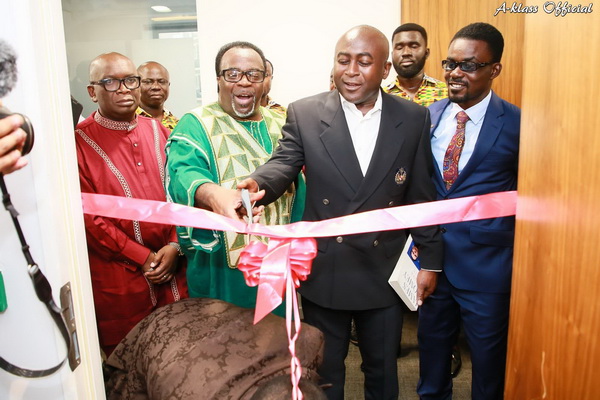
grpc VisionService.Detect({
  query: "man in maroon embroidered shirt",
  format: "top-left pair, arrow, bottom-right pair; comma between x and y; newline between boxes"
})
75,52 -> 188,357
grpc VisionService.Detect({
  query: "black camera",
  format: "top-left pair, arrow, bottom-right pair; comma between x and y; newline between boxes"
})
0,106 -> 34,156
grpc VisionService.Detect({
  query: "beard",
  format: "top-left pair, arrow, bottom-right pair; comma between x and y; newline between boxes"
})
448,92 -> 468,104
395,56 -> 427,79
232,98 -> 256,119
447,80 -> 470,105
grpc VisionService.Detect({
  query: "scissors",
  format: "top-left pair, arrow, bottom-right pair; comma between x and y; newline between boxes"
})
241,189 -> 253,226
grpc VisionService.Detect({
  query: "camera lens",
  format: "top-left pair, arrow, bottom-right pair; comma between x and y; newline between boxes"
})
0,107 -> 34,156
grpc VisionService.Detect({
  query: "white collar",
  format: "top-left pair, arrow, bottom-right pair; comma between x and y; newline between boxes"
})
339,90 -> 383,118
449,90 -> 493,125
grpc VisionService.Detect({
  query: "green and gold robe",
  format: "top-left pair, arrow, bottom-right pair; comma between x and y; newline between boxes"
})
165,102 -> 304,314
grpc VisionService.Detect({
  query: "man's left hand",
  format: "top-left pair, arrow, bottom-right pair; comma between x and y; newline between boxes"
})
145,244 -> 179,284
416,270 -> 438,306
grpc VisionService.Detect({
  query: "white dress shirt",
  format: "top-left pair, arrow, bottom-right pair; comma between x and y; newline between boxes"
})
340,93 -> 383,176
431,91 -> 493,175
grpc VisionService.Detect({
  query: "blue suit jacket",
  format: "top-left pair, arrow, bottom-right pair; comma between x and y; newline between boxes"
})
429,92 -> 520,293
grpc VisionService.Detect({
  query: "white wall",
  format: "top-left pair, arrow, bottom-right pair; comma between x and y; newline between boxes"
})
197,0 -> 401,108
0,1 -> 104,399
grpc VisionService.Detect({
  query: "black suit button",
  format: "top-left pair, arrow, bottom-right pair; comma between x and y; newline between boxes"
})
440,227 -> 447,233
373,240 -> 379,247
322,199 -> 330,205
388,201 -> 394,206
336,236 -> 343,243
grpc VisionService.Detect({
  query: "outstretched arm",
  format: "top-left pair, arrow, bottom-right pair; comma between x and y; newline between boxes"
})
195,181 -> 265,221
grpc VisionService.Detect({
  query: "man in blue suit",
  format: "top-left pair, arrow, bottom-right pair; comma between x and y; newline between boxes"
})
417,23 -> 520,400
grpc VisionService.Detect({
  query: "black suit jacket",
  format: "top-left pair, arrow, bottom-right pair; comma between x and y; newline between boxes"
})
252,89 -> 443,310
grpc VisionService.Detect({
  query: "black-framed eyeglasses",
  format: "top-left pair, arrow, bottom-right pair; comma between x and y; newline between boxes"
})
90,76 -> 141,92
442,60 -> 492,72
141,78 -> 170,87
220,68 -> 266,83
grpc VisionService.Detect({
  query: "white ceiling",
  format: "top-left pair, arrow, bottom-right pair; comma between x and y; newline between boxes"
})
62,0 -> 197,17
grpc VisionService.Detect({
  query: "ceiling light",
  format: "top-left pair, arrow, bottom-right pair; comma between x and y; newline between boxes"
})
151,15 -> 197,22
151,5 -> 172,13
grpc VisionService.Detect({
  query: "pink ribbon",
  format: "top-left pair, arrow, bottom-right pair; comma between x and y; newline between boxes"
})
81,191 -> 517,239
238,238 -> 316,324
238,238 -> 316,400
286,263 -> 304,400
81,191 -> 516,322
81,190 -> 517,399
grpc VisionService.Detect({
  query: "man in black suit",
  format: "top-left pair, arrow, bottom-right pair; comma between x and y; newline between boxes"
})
233,25 -> 444,400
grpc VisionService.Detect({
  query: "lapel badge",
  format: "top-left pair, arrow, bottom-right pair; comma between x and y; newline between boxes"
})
394,167 -> 407,185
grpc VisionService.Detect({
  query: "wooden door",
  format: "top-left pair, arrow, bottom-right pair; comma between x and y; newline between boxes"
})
505,7 -> 600,399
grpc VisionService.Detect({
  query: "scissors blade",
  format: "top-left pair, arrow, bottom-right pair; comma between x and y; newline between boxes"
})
241,189 -> 253,226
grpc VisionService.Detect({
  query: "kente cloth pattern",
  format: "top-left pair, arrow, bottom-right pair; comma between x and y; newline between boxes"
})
384,74 -> 448,107
136,106 -> 180,131
265,95 -> 287,116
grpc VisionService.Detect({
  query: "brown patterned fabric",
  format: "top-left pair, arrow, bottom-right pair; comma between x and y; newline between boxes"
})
104,298 -> 324,400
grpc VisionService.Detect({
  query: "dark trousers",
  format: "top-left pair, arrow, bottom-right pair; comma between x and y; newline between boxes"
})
302,297 -> 404,400
417,272 -> 510,400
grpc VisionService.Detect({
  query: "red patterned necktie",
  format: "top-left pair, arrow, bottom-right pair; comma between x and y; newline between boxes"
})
442,111 -> 470,190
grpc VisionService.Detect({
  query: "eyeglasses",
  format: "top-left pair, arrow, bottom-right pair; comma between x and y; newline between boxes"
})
141,78 -> 170,87
442,60 -> 492,72
90,76 -> 141,92
220,68 -> 266,83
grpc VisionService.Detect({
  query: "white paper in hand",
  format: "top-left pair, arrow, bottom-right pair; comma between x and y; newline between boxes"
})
388,235 -> 421,311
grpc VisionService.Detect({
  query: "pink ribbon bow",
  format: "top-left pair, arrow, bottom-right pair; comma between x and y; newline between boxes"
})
238,237 -> 316,324
238,237 -> 317,400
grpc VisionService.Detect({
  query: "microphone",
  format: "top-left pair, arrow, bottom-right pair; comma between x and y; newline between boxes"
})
0,39 -> 34,156
0,40 -> 18,98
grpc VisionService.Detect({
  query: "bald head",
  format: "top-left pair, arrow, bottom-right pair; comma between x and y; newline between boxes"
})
337,25 -> 390,60
333,25 -> 391,114
138,61 -> 168,75
87,52 -> 140,121
137,61 -> 171,116
89,52 -> 136,82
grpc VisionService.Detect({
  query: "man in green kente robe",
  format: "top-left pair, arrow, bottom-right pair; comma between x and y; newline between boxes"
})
165,41 -> 304,314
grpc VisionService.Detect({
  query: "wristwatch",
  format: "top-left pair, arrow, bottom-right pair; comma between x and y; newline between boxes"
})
168,241 -> 184,256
